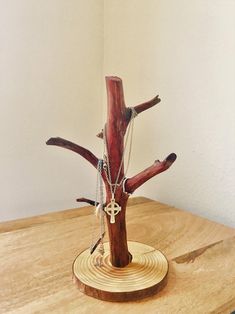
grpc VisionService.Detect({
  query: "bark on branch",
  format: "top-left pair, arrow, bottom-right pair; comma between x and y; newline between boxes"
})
125,153 -> 177,194
46,137 -> 98,169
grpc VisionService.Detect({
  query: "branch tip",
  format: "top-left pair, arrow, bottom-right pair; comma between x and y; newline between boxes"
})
134,94 -> 161,115
76,197 -> 96,206
97,131 -> 103,139
166,153 -> 177,165
126,152 -> 177,194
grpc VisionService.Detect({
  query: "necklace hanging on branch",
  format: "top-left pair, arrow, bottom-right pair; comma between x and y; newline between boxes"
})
89,107 -> 137,257
47,76 -> 177,301
103,107 -> 137,223
90,159 -> 105,265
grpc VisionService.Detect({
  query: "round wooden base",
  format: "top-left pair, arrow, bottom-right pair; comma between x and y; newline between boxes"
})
73,241 -> 168,302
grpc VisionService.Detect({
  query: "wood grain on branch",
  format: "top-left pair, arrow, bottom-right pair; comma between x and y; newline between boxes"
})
46,137 -> 98,168
125,153 -> 177,194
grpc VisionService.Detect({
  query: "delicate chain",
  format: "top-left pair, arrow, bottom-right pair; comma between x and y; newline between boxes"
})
125,108 -> 137,175
96,159 -> 104,207
90,159 -> 105,255
96,159 -> 105,263
90,107 -> 137,255
103,107 -> 137,196
97,160 -> 105,238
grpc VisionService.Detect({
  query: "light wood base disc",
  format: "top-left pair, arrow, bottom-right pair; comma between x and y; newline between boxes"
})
73,241 -> 168,302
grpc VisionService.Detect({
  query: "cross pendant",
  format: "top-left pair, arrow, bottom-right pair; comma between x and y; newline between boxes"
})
105,198 -> 121,224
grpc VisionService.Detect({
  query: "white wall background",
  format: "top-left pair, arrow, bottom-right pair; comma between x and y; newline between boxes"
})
104,0 -> 235,227
1,0 -> 235,228
0,0 -> 103,220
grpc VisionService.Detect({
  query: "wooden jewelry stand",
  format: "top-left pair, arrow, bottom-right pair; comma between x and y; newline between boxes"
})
47,76 -> 176,301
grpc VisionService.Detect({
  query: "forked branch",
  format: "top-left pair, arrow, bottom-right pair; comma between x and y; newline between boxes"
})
98,95 -> 161,139
125,153 -> 177,194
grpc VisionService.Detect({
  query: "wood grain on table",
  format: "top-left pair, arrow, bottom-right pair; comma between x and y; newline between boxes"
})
0,197 -> 235,314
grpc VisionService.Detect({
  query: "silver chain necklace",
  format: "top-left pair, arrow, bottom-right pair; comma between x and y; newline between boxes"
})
90,159 -> 105,255
90,107 -> 137,260
103,107 -> 137,223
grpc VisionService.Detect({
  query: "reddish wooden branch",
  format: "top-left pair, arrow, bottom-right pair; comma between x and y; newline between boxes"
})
133,95 -> 161,114
76,198 -> 96,206
105,77 -> 126,183
125,153 -> 177,194
46,76 -> 176,269
104,77 -> 131,267
46,137 -> 98,169
97,94 -> 161,139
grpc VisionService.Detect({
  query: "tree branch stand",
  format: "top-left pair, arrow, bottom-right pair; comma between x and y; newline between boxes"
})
47,76 -> 176,302
73,241 -> 168,302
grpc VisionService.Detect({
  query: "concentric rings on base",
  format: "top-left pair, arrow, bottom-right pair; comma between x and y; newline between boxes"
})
73,241 -> 168,302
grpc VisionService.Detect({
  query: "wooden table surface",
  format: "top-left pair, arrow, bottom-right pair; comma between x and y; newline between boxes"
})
1,197 -> 235,314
